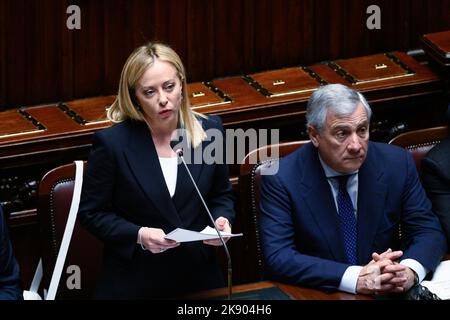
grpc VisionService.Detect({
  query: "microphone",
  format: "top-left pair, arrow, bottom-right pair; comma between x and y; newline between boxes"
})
170,140 -> 233,300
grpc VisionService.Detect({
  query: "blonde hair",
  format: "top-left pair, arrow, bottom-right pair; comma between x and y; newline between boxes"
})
107,42 -> 207,148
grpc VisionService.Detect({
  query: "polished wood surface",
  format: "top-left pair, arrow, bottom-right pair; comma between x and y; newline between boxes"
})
188,281 -> 372,300
275,282 -> 372,300
189,257 -> 450,300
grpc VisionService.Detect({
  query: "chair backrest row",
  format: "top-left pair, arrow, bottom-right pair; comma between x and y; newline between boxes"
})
388,126 -> 448,172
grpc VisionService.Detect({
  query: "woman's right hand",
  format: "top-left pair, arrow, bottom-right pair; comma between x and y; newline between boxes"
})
138,227 -> 179,254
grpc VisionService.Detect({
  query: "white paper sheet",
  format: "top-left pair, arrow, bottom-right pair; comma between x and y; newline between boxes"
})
164,226 -> 243,243
421,260 -> 450,300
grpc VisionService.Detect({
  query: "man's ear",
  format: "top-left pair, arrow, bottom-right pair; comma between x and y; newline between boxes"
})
308,125 -> 320,147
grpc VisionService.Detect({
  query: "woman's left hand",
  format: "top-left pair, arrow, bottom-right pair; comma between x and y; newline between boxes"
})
203,216 -> 231,246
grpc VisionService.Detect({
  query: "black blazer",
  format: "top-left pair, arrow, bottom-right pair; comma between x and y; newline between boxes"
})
78,115 -> 235,299
0,206 -> 22,300
422,138 -> 450,248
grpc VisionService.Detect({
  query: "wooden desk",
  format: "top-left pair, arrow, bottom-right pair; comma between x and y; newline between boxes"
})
188,281 -> 372,300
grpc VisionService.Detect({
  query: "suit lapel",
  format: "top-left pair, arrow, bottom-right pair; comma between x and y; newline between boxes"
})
300,145 -> 348,262
123,121 -> 183,227
356,144 -> 387,264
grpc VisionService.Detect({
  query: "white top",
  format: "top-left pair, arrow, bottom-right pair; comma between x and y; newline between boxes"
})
158,157 -> 178,197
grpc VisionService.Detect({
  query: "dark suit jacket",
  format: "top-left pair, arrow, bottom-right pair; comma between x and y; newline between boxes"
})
78,116 -> 235,299
260,142 -> 447,291
0,206 -> 23,300
422,138 -> 450,248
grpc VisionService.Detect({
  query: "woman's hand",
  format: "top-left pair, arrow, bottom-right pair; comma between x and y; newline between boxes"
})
203,217 -> 231,246
138,227 -> 179,254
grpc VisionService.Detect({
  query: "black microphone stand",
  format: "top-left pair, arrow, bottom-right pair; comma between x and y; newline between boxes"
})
175,148 -> 233,300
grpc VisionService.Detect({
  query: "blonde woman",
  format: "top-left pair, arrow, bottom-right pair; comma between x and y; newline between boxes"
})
78,42 -> 235,299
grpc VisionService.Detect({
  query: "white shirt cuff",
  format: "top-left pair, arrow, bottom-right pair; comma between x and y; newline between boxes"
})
400,258 -> 428,282
339,265 -> 363,294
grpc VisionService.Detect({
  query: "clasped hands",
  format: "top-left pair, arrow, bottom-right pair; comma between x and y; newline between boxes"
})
356,248 -> 416,295
138,216 -> 231,254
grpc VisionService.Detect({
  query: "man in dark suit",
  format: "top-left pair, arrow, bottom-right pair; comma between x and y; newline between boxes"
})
421,104 -> 450,248
0,205 -> 23,299
260,84 -> 447,295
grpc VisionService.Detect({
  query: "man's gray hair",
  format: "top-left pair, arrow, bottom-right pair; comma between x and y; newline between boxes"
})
306,84 -> 372,132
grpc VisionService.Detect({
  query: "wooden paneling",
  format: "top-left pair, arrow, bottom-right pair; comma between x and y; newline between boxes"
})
1,0 -> 450,109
